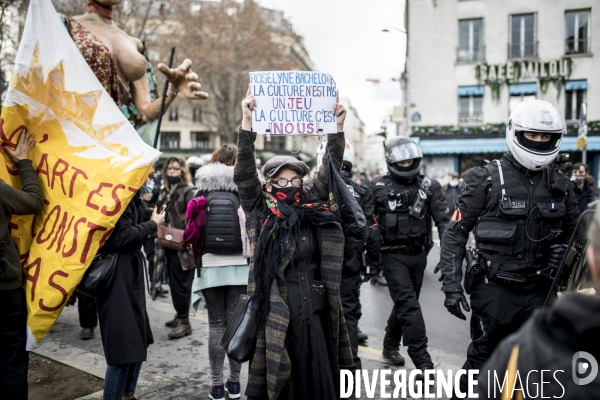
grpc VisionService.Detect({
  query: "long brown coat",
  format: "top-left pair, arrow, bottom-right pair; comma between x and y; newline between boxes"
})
234,129 -> 353,399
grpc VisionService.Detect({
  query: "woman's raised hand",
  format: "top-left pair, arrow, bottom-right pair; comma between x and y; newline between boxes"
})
241,85 -> 257,131
333,92 -> 347,132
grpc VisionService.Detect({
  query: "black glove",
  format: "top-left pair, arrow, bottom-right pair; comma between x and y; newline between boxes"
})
361,264 -> 378,283
444,292 -> 470,320
434,262 -> 444,282
548,244 -> 567,270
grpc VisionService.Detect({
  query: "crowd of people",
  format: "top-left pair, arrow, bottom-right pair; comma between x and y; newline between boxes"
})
3,88 -> 600,399
1,3 -> 599,399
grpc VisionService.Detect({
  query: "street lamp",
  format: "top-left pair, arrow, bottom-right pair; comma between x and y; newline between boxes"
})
382,23 -> 409,136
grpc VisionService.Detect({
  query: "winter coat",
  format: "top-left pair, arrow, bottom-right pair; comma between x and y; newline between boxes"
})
0,160 -> 43,290
574,180 -> 596,215
234,129 -> 353,399
96,196 -> 155,366
159,182 -> 195,270
479,293 -> 600,399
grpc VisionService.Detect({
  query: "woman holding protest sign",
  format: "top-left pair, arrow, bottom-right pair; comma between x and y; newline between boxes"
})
156,157 -> 196,338
234,89 -> 353,399
96,174 -> 165,400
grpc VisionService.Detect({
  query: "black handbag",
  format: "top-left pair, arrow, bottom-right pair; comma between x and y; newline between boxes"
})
221,293 -> 258,363
76,253 -> 119,298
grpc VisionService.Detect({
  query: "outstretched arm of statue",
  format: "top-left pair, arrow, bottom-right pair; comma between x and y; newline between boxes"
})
131,59 -> 209,123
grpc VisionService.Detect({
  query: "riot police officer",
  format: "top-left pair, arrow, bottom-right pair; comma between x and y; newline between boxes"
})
317,140 -> 379,371
438,100 -> 578,397
371,136 -> 449,370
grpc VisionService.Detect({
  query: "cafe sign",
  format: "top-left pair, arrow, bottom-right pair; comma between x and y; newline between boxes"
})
475,58 -> 572,101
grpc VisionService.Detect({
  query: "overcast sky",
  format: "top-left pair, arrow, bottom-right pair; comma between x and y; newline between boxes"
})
257,0 -> 406,136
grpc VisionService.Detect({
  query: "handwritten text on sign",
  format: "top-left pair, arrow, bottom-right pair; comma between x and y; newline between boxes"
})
250,71 -> 337,135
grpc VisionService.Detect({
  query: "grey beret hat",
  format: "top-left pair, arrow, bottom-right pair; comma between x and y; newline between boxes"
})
261,155 -> 310,179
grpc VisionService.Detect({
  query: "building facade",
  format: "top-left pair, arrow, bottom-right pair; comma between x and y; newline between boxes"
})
407,0 -> 599,184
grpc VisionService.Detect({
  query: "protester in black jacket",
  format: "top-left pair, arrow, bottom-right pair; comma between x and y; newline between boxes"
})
443,170 -> 460,213
0,130 -> 43,400
572,162 -> 597,214
96,187 -> 165,400
479,205 -> 600,399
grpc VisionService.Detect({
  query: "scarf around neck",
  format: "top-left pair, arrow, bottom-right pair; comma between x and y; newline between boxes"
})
253,188 -> 338,330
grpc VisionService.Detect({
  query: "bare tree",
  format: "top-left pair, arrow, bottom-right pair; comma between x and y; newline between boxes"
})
171,0 -> 297,143
0,0 -> 28,106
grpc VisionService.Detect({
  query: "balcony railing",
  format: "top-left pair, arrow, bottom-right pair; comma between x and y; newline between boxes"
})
565,38 -> 590,55
507,41 -> 538,59
459,111 -> 484,124
457,45 -> 485,62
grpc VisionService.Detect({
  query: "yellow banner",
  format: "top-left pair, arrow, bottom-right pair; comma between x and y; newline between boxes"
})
1,0 -> 160,349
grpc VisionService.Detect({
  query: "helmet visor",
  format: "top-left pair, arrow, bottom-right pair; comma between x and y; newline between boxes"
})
516,131 -> 562,154
386,142 -> 423,163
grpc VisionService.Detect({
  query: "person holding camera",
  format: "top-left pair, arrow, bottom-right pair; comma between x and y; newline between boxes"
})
370,136 -> 449,373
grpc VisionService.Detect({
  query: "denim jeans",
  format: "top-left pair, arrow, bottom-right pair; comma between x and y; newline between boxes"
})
103,361 -> 143,400
202,285 -> 247,385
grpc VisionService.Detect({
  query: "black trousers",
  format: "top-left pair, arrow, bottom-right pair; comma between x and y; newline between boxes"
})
143,237 -> 155,283
166,249 -> 194,319
383,251 -> 433,369
77,292 -> 98,329
454,279 -> 550,399
0,288 -> 29,399
340,256 -> 362,371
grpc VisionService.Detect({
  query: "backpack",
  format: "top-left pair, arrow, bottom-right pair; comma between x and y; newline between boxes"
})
202,191 -> 243,254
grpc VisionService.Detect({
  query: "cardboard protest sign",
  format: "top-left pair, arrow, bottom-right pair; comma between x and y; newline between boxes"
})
250,71 -> 338,135
0,0 -> 160,349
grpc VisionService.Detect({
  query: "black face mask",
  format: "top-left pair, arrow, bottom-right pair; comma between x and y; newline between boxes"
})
271,186 -> 301,205
167,176 -> 181,185
517,132 -> 558,152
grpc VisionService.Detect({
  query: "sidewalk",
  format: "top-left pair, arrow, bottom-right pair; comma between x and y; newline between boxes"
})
34,287 -> 463,399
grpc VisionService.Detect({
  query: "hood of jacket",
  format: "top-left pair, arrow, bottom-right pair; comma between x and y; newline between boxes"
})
194,162 -> 238,193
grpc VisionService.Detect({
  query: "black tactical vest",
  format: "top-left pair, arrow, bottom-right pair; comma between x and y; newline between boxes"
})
374,175 -> 431,245
475,159 -> 568,272
342,175 -> 367,211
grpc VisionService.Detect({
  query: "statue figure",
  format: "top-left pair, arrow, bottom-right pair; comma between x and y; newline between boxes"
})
60,0 -> 208,145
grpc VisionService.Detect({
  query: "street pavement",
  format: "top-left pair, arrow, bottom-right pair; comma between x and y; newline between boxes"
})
35,242 -> 471,399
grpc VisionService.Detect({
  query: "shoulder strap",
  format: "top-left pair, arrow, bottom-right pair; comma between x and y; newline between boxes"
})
419,175 -> 432,194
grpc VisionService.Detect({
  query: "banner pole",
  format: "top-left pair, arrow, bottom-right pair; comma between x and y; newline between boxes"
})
153,46 -> 176,149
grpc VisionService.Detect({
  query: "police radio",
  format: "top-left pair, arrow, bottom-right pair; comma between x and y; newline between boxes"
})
409,189 -> 427,219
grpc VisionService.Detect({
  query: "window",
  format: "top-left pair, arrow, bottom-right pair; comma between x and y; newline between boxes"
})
264,137 -> 286,151
192,106 -> 202,122
509,14 -> 536,58
160,131 -> 180,149
191,131 -> 210,149
168,106 -> 178,122
566,10 -> 590,54
458,19 -> 484,61
509,82 -> 537,115
458,86 -> 484,124
565,80 -> 587,120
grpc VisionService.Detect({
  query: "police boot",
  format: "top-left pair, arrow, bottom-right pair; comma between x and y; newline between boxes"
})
357,327 -> 368,343
168,317 -> 192,339
382,349 -> 405,366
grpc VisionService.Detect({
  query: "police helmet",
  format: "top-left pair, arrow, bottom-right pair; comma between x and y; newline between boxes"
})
385,136 -> 423,179
506,100 -> 566,171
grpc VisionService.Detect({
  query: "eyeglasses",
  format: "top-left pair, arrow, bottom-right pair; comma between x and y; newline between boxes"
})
271,177 -> 302,187
167,167 -> 181,172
